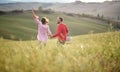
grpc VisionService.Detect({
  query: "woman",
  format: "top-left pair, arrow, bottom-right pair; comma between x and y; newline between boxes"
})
32,8 -> 52,48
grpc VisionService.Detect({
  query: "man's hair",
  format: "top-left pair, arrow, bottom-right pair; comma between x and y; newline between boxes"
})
59,17 -> 63,22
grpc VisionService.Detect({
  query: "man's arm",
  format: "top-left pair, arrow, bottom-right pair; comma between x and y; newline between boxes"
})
52,25 -> 61,38
66,25 -> 69,34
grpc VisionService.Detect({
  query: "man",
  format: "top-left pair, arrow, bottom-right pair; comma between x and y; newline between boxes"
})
51,17 -> 69,44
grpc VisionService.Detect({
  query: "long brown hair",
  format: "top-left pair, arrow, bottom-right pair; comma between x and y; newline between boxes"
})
41,17 -> 49,25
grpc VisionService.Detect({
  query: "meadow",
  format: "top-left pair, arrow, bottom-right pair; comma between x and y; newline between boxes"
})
0,31 -> 120,72
0,10 -> 120,72
0,11 -> 109,40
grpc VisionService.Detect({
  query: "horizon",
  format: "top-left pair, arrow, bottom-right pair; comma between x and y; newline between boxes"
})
0,0 -> 113,4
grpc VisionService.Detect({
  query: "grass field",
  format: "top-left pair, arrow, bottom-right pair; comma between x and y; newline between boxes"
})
0,11 -> 109,40
0,31 -> 120,72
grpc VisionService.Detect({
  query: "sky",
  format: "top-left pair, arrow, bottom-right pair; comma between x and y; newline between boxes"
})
0,0 -> 112,3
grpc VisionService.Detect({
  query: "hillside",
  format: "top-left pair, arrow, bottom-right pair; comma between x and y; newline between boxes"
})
47,1 -> 120,20
0,31 -> 120,72
0,2 -> 54,11
0,11 -> 109,40
0,1 -> 120,20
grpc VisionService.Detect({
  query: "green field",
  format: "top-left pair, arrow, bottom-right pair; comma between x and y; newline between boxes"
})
0,31 -> 120,72
1,11 -> 119,72
0,11 -> 109,40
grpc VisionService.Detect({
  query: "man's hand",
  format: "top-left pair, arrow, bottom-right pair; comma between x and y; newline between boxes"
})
49,34 -> 53,39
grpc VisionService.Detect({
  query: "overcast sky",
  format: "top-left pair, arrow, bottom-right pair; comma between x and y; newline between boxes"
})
0,0 -> 112,3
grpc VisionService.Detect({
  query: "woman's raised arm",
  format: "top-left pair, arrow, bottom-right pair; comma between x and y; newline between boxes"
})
32,8 -> 37,18
32,8 -> 41,24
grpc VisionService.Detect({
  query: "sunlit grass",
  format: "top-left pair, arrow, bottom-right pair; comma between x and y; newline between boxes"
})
0,31 -> 120,72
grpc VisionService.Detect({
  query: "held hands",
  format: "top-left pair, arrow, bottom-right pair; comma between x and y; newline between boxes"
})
49,34 -> 53,39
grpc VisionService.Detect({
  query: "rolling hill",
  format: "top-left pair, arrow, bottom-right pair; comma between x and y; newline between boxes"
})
0,1 -> 120,20
47,1 -> 120,20
0,2 -> 54,11
0,1 -> 120,72
0,11 -> 109,40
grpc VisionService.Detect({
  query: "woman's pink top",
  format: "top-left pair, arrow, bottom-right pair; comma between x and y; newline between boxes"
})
34,16 -> 51,42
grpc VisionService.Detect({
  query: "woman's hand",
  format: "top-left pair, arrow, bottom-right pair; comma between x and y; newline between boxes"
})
49,34 -> 53,39
32,8 -> 37,18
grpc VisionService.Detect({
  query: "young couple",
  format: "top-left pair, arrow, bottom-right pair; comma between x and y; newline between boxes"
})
32,8 -> 69,47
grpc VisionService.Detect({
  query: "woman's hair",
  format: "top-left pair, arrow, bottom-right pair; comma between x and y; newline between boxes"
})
41,17 -> 49,25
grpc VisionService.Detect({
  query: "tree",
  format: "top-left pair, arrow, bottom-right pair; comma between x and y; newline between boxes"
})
117,16 -> 120,20
0,11 -> 6,15
39,6 -> 43,12
97,14 -> 100,18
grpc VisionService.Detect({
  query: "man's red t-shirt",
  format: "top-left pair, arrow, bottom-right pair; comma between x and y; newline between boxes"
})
52,23 -> 69,42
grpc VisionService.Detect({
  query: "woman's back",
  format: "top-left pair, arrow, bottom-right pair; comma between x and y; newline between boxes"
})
35,16 -> 51,42
38,23 -> 49,35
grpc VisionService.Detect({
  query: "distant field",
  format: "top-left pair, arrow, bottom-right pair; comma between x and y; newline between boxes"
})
0,31 -> 120,72
48,1 -> 120,20
0,11 -> 109,40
